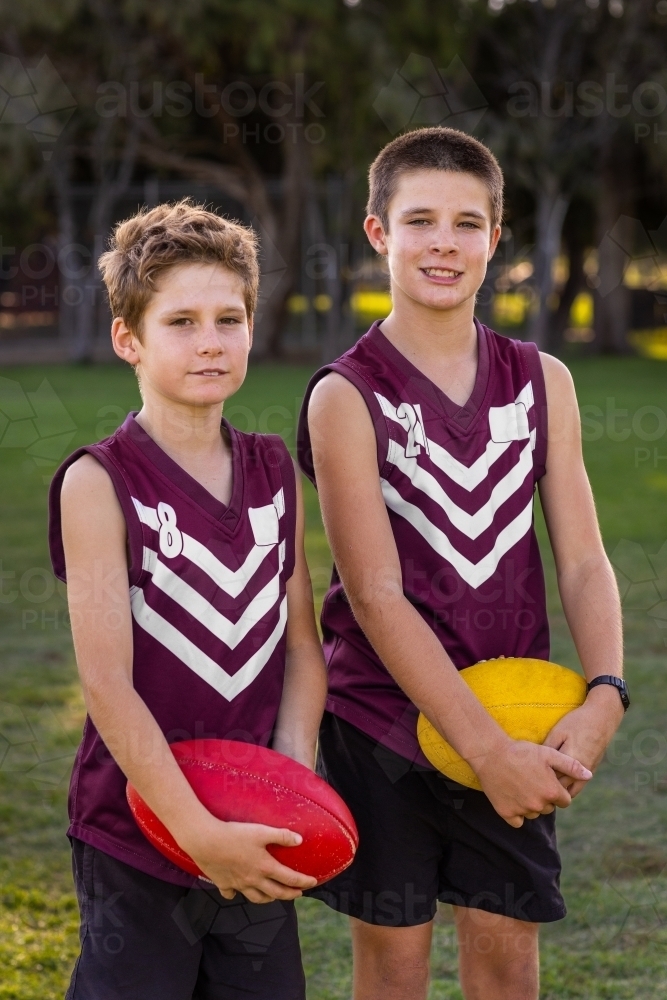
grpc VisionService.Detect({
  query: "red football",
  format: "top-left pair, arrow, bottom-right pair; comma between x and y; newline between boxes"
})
126,739 -> 358,885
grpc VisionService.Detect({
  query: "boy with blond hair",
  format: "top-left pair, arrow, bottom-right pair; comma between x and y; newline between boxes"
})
50,200 -> 327,999
298,128 -> 628,999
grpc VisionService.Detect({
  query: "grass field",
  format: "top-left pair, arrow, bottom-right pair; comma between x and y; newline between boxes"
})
1,356 -> 667,998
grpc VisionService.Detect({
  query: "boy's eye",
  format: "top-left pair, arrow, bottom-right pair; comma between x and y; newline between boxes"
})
459,221 -> 480,229
219,316 -> 241,325
171,317 -> 192,326
408,218 -> 430,226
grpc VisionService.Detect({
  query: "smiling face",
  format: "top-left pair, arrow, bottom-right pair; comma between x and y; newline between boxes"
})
112,261 -> 252,410
364,168 -> 501,316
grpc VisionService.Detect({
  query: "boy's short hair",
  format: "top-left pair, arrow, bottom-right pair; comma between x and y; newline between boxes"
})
367,127 -> 504,232
99,199 -> 259,338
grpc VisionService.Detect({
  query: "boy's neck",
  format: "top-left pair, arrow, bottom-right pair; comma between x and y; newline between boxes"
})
135,394 -> 227,464
378,292 -> 478,406
134,393 -> 233,505
380,287 -> 477,355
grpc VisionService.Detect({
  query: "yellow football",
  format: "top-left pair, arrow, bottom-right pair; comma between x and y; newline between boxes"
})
417,657 -> 587,791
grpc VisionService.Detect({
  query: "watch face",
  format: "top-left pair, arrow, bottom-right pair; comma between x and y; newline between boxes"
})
616,679 -> 630,708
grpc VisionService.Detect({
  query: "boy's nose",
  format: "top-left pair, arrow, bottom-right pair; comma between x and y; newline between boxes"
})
429,230 -> 459,253
197,323 -> 224,351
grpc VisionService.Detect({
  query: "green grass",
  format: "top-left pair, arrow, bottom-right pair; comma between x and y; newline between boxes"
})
0,357 -> 666,997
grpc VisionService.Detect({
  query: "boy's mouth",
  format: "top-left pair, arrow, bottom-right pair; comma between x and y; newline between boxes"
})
192,369 -> 227,376
421,267 -> 463,282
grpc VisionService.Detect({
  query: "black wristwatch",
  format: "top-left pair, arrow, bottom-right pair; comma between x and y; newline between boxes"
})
586,675 -> 630,712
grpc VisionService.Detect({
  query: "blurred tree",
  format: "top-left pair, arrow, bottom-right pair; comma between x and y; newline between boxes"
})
474,0 -> 666,352
588,0 -> 667,353
0,0 -> 152,360
2,0 -> 666,359
0,0 -> 469,358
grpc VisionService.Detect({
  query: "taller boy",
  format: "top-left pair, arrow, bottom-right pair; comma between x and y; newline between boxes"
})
298,128 -> 626,999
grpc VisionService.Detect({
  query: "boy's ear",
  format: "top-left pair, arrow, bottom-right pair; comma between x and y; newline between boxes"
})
364,214 -> 389,256
111,317 -> 141,366
247,314 -> 254,351
488,224 -> 503,261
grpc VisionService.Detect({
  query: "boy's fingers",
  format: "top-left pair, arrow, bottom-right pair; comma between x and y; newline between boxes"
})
266,859 -> 318,890
244,887 -> 278,905
260,826 -> 303,848
545,748 -> 592,782
260,879 -> 305,900
503,814 -> 524,829
551,782 -> 573,809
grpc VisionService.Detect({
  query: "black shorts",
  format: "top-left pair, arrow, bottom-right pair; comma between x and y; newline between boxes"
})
66,838 -> 305,1000
307,712 -> 566,928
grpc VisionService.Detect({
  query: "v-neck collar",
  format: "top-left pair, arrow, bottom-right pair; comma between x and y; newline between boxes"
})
367,316 -> 490,429
122,412 -> 243,524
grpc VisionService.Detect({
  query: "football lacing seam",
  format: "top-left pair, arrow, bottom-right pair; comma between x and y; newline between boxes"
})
174,756 -> 359,852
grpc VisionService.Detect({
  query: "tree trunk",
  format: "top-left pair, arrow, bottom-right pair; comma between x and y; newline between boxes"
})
548,236 -> 585,354
529,175 -> 569,349
321,174 -> 356,363
254,112 -> 309,359
303,175 -> 347,364
139,71 -> 309,361
69,119 -> 139,363
593,157 -> 633,354
49,139 -> 77,353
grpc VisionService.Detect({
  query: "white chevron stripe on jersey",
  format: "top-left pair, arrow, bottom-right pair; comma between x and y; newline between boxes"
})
426,438 -> 511,491
180,535 -> 273,598
381,479 -> 534,588
132,497 -> 280,598
376,382 -> 534,492
386,438 -> 533,541
130,589 -> 288,701
142,547 -> 282,649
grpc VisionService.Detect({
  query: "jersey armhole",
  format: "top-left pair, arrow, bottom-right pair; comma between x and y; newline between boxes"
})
297,360 -> 390,485
48,445 -> 145,588
517,341 -> 548,479
275,437 -> 298,581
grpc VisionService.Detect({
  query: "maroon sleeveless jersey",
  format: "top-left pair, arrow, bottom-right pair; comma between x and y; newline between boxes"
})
50,414 -> 296,885
298,320 -> 550,765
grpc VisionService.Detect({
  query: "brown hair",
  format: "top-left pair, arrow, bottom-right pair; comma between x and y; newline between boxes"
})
99,199 -> 259,337
367,127 -> 504,231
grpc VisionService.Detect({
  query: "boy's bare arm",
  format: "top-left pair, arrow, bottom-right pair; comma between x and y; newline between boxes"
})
61,454 -> 317,903
538,354 -> 625,796
273,462 -> 328,769
308,373 -> 592,828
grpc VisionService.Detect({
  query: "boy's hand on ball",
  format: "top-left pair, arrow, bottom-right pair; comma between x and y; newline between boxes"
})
543,690 -> 625,798
474,738 -> 593,828
179,814 -> 318,904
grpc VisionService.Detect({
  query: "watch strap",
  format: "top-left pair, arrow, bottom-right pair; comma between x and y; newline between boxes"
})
586,675 -> 629,711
